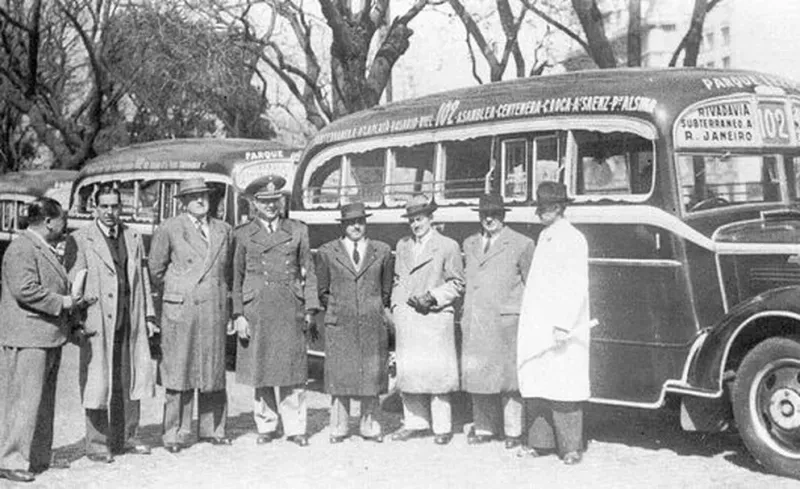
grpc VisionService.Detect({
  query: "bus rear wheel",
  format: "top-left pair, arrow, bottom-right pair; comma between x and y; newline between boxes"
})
733,336 -> 800,479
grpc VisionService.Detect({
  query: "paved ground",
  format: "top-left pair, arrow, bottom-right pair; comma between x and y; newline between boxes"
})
7,344 -> 800,489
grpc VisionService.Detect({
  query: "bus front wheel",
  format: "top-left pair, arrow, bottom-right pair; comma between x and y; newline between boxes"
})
733,336 -> 800,479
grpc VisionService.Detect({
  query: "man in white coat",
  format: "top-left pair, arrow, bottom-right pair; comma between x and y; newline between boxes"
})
517,181 -> 590,465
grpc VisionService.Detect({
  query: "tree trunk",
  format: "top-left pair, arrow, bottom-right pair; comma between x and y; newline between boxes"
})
627,0 -> 642,67
682,0 -> 708,66
571,0 -> 616,68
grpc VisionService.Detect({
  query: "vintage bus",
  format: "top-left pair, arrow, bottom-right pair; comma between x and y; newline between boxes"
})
0,169 -> 77,260
68,138 -> 300,244
291,68 -> 800,478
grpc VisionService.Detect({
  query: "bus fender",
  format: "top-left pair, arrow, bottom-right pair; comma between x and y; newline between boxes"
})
684,286 -> 800,398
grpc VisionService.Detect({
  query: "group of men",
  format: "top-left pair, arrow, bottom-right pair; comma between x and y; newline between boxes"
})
0,173 -> 591,484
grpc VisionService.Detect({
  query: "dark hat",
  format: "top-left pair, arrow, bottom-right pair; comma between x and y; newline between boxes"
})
536,181 -> 573,205
401,194 -> 438,218
338,202 -> 372,222
174,178 -> 212,198
244,174 -> 287,200
472,193 -> 509,213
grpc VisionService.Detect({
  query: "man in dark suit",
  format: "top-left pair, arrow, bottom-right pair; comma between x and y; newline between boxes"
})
149,178 -> 233,453
0,198 -> 84,483
64,185 -> 158,463
316,202 -> 394,444
232,175 -> 319,447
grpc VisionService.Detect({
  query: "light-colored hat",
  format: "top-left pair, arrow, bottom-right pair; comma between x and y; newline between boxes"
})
244,175 -> 287,200
338,202 -> 372,222
174,178 -> 212,198
401,194 -> 438,218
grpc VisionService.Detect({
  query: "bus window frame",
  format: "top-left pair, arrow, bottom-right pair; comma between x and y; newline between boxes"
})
501,137 -> 529,202
299,116 -> 657,210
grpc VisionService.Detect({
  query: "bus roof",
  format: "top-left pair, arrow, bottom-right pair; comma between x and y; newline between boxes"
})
77,138 -> 301,181
0,170 -> 78,196
302,68 -> 800,161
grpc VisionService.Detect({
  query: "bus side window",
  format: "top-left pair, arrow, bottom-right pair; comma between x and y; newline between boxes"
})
386,144 -> 435,207
442,137 -> 492,201
533,135 -> 561,190
502,138 -> 527,201
572,131 -> 654,197
1,201 -> 15,231
76,184 -> 97,214
161,182 -> 180,220
117,181 -> 137,220
208,182 -> 227,220
137,180 -> 159,222
346,149 -> 385,205
304,156 -> 342,208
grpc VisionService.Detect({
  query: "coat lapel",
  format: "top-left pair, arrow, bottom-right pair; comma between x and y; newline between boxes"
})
333,239 -> 358,276
479,227 -> 509,266
22,231 -> 68,283
355,239 -> 378,279
121,224 -> 140,288
180,214 -> 209,257
410,232 -> 437,274
199,219 -> 226,281
250,219 -> 291,252
87,222 -> 116,273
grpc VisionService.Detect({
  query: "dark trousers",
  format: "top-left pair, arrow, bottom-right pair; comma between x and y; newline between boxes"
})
0,346 -> 61,471
524,398 -> 583,456
163,389 -> 227,446
85,322 -> 141,455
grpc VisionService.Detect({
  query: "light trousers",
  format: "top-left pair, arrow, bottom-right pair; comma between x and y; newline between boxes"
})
253,385 -> 307,437
329,396 -> 381,438
401,392 -> 452,435
471,392 -> 523,437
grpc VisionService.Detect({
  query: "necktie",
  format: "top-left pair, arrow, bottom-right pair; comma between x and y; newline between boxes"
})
353,243 -> 360,265
483,236 -> 492,254
197,221 -> 207,240
108,227 -> 117,240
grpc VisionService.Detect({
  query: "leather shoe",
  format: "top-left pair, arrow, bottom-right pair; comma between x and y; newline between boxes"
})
286,434 -> 309,447
124,443 -> 152,455
86,453 -> 114,464
329,434 -> 348,444
361,434 -> 383,443
433,433 -> 453,445
256,433 -> 274,445
164,444 -> 183,454
200,437 -> 232,446
563,451 -> 583,465
504,436 -> 522,450
391,428 -> 430,442
0,468 -> 35,483
30,458 -> 70,473
515,446 -> 540,458
467,429 -> 494,445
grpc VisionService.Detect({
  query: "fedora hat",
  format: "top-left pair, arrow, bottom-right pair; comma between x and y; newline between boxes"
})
472,193 -> 509,213
536,181 -> 573,205
244,174 -> 287,200
338,202 -> 371,222
401,194 -> 438,218
174,178 -> 212,198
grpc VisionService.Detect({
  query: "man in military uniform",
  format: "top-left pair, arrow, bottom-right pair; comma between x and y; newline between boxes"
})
232,175 -> 319,447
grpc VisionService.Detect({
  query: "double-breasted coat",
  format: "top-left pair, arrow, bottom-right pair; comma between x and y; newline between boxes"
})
0,230 -> 70,348
316,238 -> 393,396
517,218 -> 591,401
461,226 -> 534,394
65,222 -> 157,409
391,230 -> 464,394
148,213 -> 232,392
232,218 -> 319,387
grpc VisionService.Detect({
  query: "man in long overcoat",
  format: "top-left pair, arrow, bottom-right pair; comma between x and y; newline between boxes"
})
315,202 -> 393,444
148,178 -> 233,452
461,193 -> 534,449
0,198 -> 81,483
232,175 -> 319,447
64,185 -> 157,462
517,181 -> 591,465
390,194 -> 464,445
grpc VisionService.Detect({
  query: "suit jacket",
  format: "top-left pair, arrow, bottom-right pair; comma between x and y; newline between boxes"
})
391,229 -> 464,393
232,217 -> 319,387
461,226 -> 534,393
64,222 -> 157,409
0,230 -> 70,348
316,238 -> 393,396
148,213 -> 232,391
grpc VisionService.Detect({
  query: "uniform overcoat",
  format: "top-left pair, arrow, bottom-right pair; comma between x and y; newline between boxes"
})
148,213 -> 232,392
517,219 -> 591,401
316,238 -> 393,396
232,218 -> 320,387
65,223 -> 157,409
0,230 -> 70,348
461,226 -> 534,394
391,230 -> 464,394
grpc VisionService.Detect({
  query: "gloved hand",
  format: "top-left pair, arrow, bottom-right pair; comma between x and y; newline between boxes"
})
417,291 -> 437,310
406,295 -> 424,312
407,292 -> 437,314
303,312 -> 319,342
235,315 -> 251,340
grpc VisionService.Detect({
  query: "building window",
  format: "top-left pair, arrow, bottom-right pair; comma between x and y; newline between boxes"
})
722,56 -> 731,68
704,32 -> 715,51
721,26 -> 730,46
